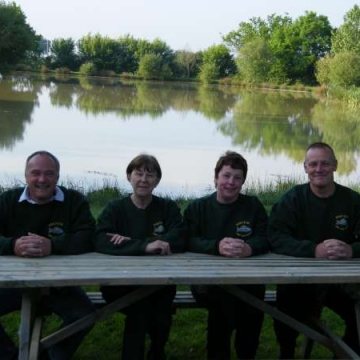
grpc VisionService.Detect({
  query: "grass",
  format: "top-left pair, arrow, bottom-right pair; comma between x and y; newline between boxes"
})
0,180 -> 355,359
2,306 -> 342,359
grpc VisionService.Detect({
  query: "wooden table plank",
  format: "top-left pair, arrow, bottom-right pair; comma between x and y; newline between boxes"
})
4,252 -> 360,360
1,253 -> 360,287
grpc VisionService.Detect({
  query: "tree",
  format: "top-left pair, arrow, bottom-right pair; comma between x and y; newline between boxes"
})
149,38 -> 174,63
223,16 -> 273,51
117,35 -> 141,73
0,1 -> 39,71
332,5 -> 360,55
78,33 -> 123,72
236,38 -> 272,83
50,38 -> 78,70
174,48 -> 199,78
288,12 -> 333,83
224,14 -> 292,83
223,12 -> 332,84
137,53 -> 172,80
269,12 -> 332,83
199,44 -> 236,82
78,34 -> 175,74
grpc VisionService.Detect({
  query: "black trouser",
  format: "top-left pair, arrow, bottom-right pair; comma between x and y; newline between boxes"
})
192,284 -> 265,360
101,285 -> 176,360
0,287 -> 95,360
274,284 -> 360,359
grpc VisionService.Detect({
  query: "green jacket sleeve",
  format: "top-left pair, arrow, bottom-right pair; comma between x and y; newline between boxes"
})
184,201 -> 220,255
94,201 -> 149,255
50,191 -> 95,254
245,197 -> 269,256
268,191 -> 317,257
0,236 -> 15,255
351,217 -> 360,257
0,193 -> 16,255
156,200 -> 184,253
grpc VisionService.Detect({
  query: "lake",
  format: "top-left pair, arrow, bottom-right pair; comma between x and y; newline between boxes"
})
1,74 -> 360,197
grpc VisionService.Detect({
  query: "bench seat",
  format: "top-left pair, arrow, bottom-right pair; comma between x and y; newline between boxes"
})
86,289 -> 277,309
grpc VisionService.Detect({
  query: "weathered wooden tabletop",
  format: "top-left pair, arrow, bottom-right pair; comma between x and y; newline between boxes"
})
2,252 -> 360,288
5,251 -> 359,360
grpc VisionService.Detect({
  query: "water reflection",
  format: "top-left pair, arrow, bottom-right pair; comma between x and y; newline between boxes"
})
0,76 -> 40,150
0,75 -> 359,195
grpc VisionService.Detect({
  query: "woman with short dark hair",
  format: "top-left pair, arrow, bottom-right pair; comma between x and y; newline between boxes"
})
94,153 -> 184,360
184,150 -> 269,360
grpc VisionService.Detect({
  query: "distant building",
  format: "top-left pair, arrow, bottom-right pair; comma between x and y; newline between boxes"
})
38,38 -> 51,55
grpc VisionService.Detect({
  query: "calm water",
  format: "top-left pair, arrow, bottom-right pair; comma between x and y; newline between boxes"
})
1,74 -> 360,197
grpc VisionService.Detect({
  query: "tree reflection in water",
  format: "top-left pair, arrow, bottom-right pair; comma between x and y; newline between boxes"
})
0,74 -> 360,194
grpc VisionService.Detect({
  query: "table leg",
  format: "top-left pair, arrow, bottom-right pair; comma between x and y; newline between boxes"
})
41,284 -> 163,349
19,290 -> 35,360
29,316 -> 43,360
220,285 -> 360,359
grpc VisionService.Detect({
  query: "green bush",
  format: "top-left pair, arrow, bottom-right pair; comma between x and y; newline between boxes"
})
13,63 -> 32,72
315,55 -> 332,85
137,53 -> 172,80
79,62 -> 97,76
40,65 -> 49,73
328,52 -> 360,87
97,69 -> 116,77
198,62 -> 219,84
55,67 -> 70,75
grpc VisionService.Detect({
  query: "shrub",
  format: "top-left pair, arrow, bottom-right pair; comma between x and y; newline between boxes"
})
79,62 -> 97,76
315,55 -> 332,85
97,69 -> 116,77
13,63 -> 32,72
137,53 -> 172,80
198,63 -> 219,84
328,52 -> 360,87
55,67 -> 70,75
313,84 -> 328,97
344,86 -> 360,108
218,77 -> 232,86
40,65 -> 49,73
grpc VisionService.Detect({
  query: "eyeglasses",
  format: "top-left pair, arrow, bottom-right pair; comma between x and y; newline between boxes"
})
133,171 -> 157,180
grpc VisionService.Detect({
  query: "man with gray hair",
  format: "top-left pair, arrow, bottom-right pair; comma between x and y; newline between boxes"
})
0,150 -> 95,360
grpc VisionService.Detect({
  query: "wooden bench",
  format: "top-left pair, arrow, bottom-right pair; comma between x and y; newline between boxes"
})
85,289 -> 321,358
86,289 -> 277,310
86,289 -> 334,359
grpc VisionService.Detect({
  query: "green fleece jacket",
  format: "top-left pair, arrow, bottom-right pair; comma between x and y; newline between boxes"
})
94,195 -> 184,255
184,192 -> 269,255
0,187 -> 95,255
269,183 -> 360,257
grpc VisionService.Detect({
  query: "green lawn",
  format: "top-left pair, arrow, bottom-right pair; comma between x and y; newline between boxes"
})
1,290 -> 345,359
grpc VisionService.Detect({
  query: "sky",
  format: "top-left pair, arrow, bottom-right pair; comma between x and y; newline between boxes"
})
11,0 -> 360,51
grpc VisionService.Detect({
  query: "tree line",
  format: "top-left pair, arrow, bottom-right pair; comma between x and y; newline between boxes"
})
1,1 -> 360,87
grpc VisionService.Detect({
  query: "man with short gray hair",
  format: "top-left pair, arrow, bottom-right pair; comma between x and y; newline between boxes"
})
269,142 -> 360,358
0,150 -> 95,360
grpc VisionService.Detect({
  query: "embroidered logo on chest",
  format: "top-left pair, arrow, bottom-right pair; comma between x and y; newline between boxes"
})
48,222 -> 65,238
236,221 -> 252,237
153,221 -> 165,236
335,215 -> 349,231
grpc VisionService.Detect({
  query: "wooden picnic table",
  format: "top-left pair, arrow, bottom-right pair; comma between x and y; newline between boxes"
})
1,252 -> 360,359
